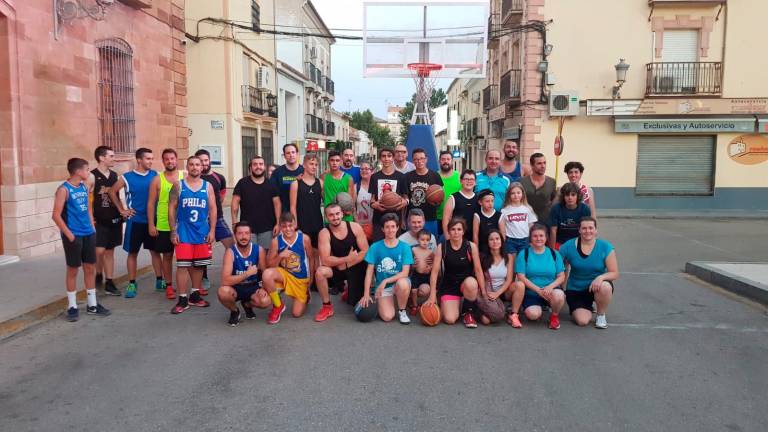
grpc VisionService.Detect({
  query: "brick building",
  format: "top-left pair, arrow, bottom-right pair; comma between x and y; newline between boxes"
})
0,0 -> 187,258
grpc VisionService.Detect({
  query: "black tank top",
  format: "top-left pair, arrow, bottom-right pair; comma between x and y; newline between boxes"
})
330,221 -> 359,257
451,191 -> 478,241
91,168 -> 121,225
476,210 -> 501,254
296,178 -> 323,233
444,240 -> 473,282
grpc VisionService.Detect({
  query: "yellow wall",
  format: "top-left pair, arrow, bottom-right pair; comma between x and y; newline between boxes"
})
722,1 -> 768,97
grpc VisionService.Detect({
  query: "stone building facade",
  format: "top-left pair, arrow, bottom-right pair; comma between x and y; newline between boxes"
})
0,0 -> 187,258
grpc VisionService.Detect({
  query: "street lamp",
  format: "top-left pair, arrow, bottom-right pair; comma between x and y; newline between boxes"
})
266,93 -> 277,109
612,58 -> 630,99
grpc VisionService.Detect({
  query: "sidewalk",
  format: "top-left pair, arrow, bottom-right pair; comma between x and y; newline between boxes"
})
599,209 -> 768,219
686,262 -> 768,305
0,246 -> 154,339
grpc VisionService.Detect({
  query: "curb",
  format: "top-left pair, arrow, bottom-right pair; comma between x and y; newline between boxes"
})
0,264 -> 155,341
685,262 -> 768,306
599,213 -> 768,220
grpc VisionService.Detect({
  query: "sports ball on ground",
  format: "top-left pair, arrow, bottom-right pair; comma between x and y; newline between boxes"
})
419,303 -> 441,326
425,184 -> 445,206
379,191 -> 402,211
334,192 -> 355,214
354,301 -> 378,322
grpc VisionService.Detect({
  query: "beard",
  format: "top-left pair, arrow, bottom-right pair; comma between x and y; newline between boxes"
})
164,165 -> 177,172
440,163 -> 452,172
251,170 -> 265,178
504,152 -> 516,161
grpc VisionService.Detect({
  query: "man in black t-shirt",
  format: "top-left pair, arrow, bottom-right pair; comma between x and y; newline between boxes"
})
232,156 -> 281,252
368,147 -> 408,242
270,143 -> 304,212
88,145 -> 122,296
405,147 -> 443,238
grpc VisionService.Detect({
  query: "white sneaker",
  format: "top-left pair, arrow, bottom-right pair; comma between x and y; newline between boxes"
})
595,314 -> 607,329
398,309 -> 411,325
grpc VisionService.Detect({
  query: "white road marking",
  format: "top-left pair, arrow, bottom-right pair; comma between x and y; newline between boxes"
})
610,322 -> 768,333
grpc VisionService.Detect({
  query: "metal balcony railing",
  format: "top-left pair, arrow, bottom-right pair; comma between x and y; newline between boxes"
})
326,120 -> 335,137
306,114 -> 324,134
242,85 -> 266,115
501,0 -> 523,23
325,77 -> 335,96
645,62 -> 722,96
499,69 -> 522,102
482,85 -> 498,111
488,13 -> 501,45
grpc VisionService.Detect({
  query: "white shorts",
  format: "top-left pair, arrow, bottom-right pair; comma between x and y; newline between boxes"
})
378,278 -> 410,297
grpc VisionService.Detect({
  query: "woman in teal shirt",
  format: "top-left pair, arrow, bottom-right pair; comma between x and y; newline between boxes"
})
559,216 -> 619,329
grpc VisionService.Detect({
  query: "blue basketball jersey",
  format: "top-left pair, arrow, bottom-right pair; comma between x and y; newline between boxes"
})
61,181 -> 95,236
231,243 -> 260,285
177,179 -> 209,244
123,170 -> 157,223
276,231 -> 309,279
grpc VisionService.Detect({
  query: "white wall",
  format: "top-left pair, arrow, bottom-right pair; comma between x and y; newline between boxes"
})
278,71 -> 305,152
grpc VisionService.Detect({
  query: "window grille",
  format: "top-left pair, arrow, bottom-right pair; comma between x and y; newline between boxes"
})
251,1 -> 261,31
96,39 -> 136,154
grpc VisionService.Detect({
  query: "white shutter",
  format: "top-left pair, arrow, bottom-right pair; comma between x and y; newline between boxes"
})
662,30 -> 698,62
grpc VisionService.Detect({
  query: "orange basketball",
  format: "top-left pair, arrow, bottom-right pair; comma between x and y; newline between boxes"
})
419,303 -> 441,326
425,184 -> 445,206
379,191 -> 402,211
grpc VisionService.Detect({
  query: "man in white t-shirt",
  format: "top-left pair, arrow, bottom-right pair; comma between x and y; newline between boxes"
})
398,209 -> 437,251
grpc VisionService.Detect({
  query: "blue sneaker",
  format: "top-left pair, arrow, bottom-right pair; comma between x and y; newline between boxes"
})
155,278 -> 166,292
125,282 -> 137,299
66,307 -> 79,322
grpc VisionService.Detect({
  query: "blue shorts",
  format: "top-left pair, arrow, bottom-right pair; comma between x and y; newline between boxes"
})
423,220 -> 438,238
505,237 -> 529,255
522,288 -> 563,309
215,218 -> 233,242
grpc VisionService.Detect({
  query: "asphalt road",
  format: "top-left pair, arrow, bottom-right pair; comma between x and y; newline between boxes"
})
1,219 -> 767,431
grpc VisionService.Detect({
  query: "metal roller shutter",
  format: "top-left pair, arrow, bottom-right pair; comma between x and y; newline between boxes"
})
636,136 -> 715,195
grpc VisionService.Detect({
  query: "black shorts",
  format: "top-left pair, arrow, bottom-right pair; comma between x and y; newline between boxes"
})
123,221 -> 155,254
439,274 -> 472,298
329,268 -> 346,288
235,282 -> 261,302
95,222 -> 122,249
153,231 -> 174,254
343,262 -> 367,306
566,282 -> 614,313
410,272 -> 430,289
63,234 -> 96,267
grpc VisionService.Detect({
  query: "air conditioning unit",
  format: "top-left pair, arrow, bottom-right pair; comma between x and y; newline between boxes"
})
549,91 -> 579,117
310,46 -> 318,60
256,66 -> 271,91
471,91 -> 481,103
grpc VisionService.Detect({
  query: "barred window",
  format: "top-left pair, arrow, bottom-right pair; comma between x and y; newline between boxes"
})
251,1 -> 260,31
96,39 -> 136,154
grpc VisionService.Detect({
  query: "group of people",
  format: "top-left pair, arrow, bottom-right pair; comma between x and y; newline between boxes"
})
54,138 -> 618,330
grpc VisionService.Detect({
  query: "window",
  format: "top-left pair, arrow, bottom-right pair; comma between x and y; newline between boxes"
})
251,1 -> 260,32
636,136 -> 715,196
96,39 -> 136,154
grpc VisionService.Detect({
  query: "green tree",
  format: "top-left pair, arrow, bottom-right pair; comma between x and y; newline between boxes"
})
398,88 -> 448,143
349,109 -> 395,150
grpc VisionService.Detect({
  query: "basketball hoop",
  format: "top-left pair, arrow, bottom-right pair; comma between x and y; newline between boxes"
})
407,62 -> 442,125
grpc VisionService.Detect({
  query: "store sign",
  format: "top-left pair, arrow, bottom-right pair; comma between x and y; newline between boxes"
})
502,127 -> 520,139
759,118 -> 768,134
210,120 -> 224,130
728,135 -> 768,165
306,139 -> 318,151
587,98 -> 768,117
615,118 -> 756,133
489,104 -> 506,122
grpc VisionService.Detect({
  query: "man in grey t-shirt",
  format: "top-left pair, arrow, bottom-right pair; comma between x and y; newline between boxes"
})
398,209 -> 437,251
520,152 -> 557,222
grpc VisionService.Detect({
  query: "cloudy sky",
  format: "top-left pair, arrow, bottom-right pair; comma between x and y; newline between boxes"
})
311,0 -> 454,118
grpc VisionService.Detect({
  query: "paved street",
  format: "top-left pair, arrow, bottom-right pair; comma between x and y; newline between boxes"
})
1,219 -> 767,432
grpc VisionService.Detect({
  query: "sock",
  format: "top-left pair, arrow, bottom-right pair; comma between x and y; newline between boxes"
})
269,291 -> 283,308
129,279 -> 136,285
156,276 -> 163,281
86,289 -> 97,308
96,272 -> 102,279
67,291 -> 77,309
323,301 -> 331,306
203,268 -> 208,279
179,293 -> 188,298
461,299 -> 478,318
191,288 -> 199,293
105,278 -> 113,283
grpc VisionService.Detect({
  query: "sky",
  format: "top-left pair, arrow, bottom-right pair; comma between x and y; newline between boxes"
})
311,0 -> 455,119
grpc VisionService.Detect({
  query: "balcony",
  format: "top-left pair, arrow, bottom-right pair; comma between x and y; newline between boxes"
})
482,84 -> 498,112
487,13 -> 501,49
325,77 -> 335,97
326,120 -> 336,137
645,62 -> 722,96
242,85 -> 266,115
648,0 -> 726,4
501,0 -> 523,25
306,63 -> 324,89
306,114 -> 324,135
499,69 -> 522,104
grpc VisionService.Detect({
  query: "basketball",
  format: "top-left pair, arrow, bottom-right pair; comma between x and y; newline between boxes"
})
425,184 -> 445,206
379,191 -> 402,210
354,301 -> 378,322
335,192 -> 355,214
419,303 -> 441,326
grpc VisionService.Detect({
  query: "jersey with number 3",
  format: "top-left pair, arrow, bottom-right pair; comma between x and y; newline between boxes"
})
177,179 -> 209,244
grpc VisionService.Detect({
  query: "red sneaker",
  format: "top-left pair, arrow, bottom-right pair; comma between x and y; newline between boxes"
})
189,292 -> 210,308
314,304 -> 334,322
199,288 -> 209,296
267,303 -> 286,324
463,313 -> 477,329
508,312 -> 523,329
171,297 -> 189,315
549,313 -> 560,330
340,288 -> 348,303
408,305 -> 419,316
165,285 -> 176,300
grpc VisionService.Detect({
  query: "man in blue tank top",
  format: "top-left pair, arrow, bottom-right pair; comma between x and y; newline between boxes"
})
500,139 -> 531,182
108,148 -> 163,298
52,158 -> 111,322
217,222 -> 269,326
168,156 -> 217,315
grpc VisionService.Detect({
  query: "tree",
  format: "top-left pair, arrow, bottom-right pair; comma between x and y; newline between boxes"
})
349,109 -> 395,150
398,88 -> 448,143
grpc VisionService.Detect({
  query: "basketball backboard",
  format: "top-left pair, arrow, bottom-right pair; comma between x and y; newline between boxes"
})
363,0 -> 489,78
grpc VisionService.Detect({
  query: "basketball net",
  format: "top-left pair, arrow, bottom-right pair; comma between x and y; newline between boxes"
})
408,63 -> 442,126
